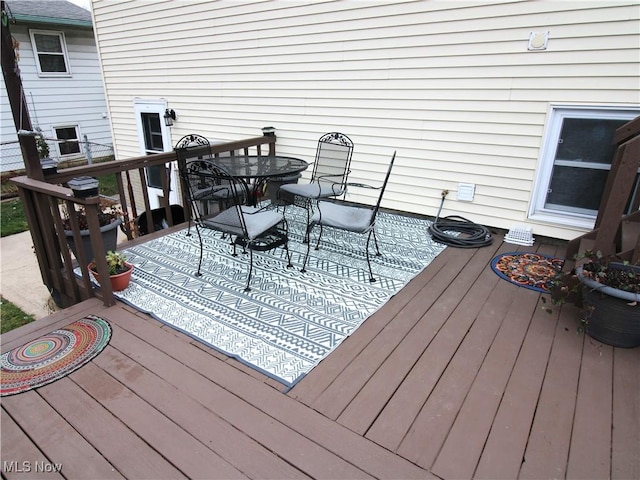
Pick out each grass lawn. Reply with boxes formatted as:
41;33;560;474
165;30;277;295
1;198;29;237
1;296;35;334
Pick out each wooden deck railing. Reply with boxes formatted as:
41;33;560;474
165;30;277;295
12;133;276;308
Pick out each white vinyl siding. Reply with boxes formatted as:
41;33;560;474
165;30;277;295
92;0;640;240
0;23;112;172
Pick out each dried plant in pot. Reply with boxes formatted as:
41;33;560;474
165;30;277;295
89;251;134;291
549;251;640;348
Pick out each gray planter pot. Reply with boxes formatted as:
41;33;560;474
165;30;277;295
65;218;122;264
577;264;640;348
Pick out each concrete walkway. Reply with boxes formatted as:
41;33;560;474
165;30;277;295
1;231;58;319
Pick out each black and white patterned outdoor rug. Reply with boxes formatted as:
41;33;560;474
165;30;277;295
116;205;446;387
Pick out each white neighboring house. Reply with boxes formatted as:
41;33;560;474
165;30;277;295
90;0;640;240
0;0;112;173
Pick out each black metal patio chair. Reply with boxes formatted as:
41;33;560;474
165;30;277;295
175;134;244;233
278;132;354;241
301;151;396;283
183;159;292;291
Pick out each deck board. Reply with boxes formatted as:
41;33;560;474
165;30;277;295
2;390;123;479
430;269;542;479
612;347;640;480
38;377;186;479
2;237;639;480
566;339;614;479
70;361;248;479
518;303;584;479
1;408;65;479
365;243;505;452
398;273;516;469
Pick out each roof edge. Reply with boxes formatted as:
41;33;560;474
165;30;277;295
12;13;92;28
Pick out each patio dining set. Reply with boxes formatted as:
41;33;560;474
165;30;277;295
174;132;396;291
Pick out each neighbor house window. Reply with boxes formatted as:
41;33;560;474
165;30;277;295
29;30;70;75
55;126;81;156
530;106;639;229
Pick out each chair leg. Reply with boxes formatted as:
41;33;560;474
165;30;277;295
303;200;312;243
244;247;254;292
283;221;293;269
372;229;382;256
366;230;376;283
186;201;198;237
301;223;314;273
314;224;323;251
195;223;204;277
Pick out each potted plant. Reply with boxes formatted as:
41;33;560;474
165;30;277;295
62;201;123;264
550;250;640;348
89;250;134;291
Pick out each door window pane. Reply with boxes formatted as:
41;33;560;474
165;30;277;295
141;113;164;151
140;112;165;188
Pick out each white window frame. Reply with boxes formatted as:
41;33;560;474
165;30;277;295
53;125;81;157
529;104;640;229
29;29;71;77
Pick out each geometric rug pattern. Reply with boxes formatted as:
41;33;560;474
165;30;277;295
117;205;447;387
490;252;565;294
1;315;111;396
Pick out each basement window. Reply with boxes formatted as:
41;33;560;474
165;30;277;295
55;126;81;156
530;106;640;229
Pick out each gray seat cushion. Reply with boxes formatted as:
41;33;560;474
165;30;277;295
312;201;374;233
204;206;284;240
280;181;344;199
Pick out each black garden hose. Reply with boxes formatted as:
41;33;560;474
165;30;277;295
427;192;493;248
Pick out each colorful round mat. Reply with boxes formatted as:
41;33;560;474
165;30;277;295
490;252;565;293
1;315;111;396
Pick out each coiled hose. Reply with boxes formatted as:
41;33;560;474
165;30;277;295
427;191;493;248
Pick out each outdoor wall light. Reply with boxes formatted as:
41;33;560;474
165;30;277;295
164;108;176;126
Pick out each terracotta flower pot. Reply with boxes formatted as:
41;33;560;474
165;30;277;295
89;262;134;292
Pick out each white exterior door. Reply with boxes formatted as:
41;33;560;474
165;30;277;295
133;99;177;209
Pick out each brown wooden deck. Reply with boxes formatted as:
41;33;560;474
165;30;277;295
2;238;639;480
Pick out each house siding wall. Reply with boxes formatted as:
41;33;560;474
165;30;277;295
1;23;112;172
92;0;640;240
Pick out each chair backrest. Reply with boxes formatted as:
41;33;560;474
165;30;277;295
175;135;214;222
175;134;212;167
369;151;396;228
184;160;249;234
311;132;354;190
175;133;210;150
